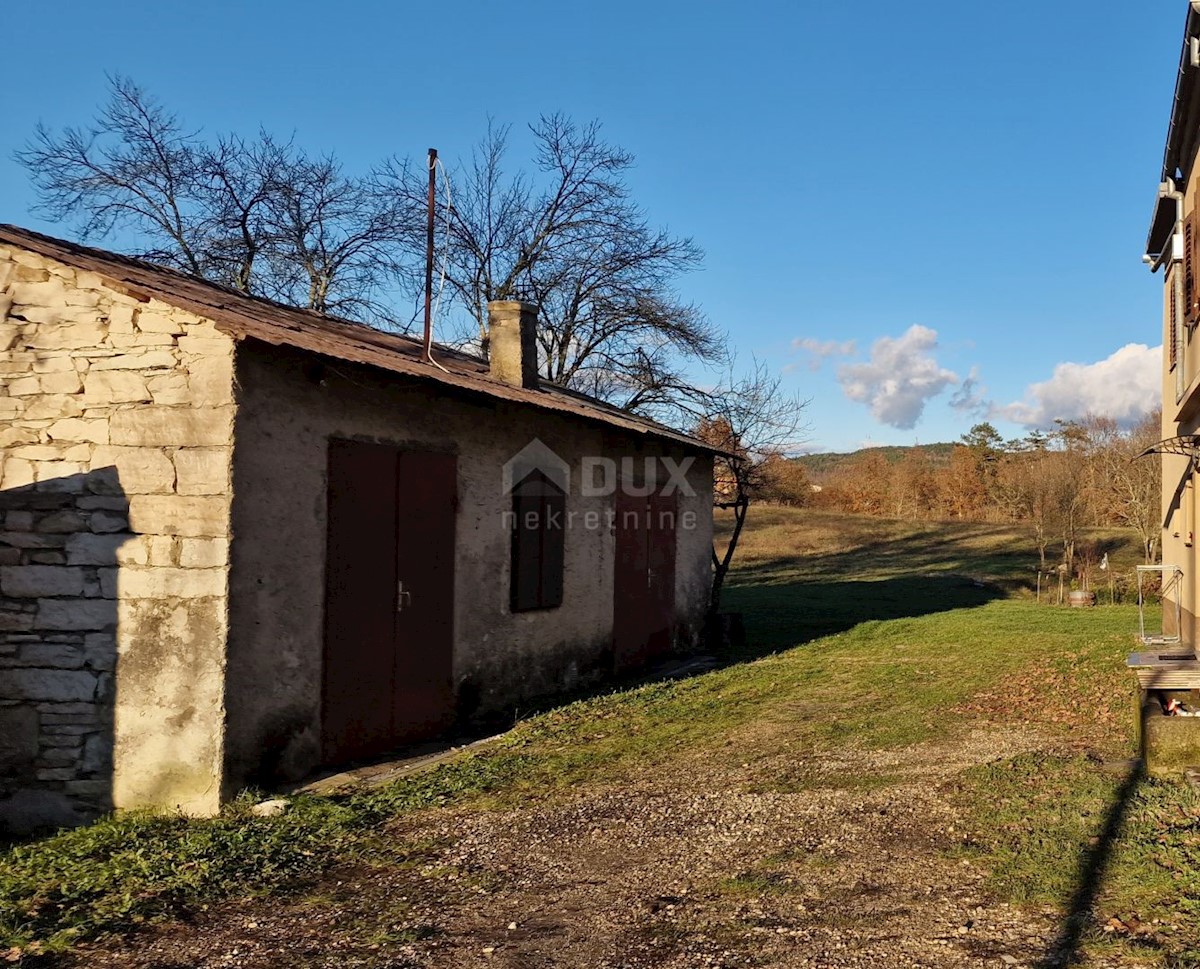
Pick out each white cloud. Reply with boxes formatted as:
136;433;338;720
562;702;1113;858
790;336;857;372
836;325;959;430
998;343;1162;428
949;366;988;417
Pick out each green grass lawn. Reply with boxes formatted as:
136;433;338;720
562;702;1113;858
2;508;1197;964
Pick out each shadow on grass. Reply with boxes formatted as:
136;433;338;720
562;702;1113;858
723;574;1007;659
1036;760;1144;969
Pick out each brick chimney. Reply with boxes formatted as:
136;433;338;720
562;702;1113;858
486;300;540;389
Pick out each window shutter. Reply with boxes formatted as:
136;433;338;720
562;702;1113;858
538;490;565;609
1171;269;1179;370
511;491;545;612
509;471;566;612
1186;215;1197;326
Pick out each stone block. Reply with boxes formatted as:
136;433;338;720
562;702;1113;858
14;642;85;668
80;733;111;774
0;706;39;768
31;354;76;373
133;333;176;347
37;510;86;533
83;371;149;404
35;767;78;782
0;667;98;702
184;356;233;405
6;511;35;530
6;375;41;395
0;788;83;835
0;610;35;632
0;427;40;448
0;566;86;598
33;463;86;492
9;446;63;462
23;396;82;420
90;512;128;534
63;289;101;309
109;406;233;448
91;445;175;494
2;532;67;550
45;418;109;444
178;537;228;569
8;279;68;306
107;305;135;330
1;458;36;489
118;567;226;599
38;746;84;768
34;599;114;632
0;323;19;352
89;351;176;371
177;336;230;357
40;370;84;394
76;496;127;511
145;372;190;405
174;449;228;495
23;321;108;350
134;312;184;335
128;495;228;538
83;632;116;670
63;533;128;566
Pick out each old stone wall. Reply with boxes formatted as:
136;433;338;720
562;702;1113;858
0;245;234;833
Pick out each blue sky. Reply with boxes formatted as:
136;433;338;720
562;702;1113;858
0;0;1183;452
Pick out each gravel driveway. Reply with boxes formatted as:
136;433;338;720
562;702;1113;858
57;722;1139;969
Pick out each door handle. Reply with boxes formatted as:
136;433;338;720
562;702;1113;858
397;580;413;613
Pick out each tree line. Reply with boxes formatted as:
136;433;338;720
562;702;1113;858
804;414;1163;569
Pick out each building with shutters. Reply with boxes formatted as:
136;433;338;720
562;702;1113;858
0;224;716;834
1144;2;1200;659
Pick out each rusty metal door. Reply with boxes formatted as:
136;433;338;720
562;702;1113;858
612;489;677;674
322;441;456;764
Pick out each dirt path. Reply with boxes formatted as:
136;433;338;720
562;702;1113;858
60;726;1130;969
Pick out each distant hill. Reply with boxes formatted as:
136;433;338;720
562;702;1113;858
796;442;957;479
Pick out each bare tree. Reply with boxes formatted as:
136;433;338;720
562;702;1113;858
1083;411;1163;563
686;360;809;614
381;116;721;409
16;75;414;320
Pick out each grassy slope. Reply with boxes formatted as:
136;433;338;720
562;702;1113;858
2;509;1198;963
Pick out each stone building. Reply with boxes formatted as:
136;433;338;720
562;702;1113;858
0;224;716;833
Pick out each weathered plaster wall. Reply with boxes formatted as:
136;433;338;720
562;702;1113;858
224;342;713;789
0;246;234;832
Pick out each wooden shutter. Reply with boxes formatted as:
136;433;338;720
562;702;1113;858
1171;269;1179;370
510;471;565;612
1186;214;1197;326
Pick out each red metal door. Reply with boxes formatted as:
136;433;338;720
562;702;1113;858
322;441;456;765
392;451;457;744
612;489;677;674
323;440;401;762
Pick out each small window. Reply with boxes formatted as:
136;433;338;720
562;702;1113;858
510;469;565;612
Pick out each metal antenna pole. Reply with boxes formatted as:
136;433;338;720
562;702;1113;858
423;148;438;362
